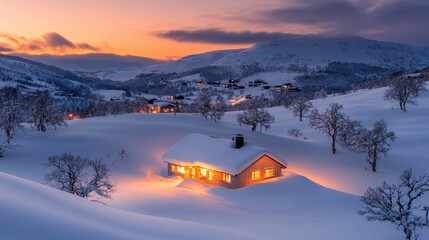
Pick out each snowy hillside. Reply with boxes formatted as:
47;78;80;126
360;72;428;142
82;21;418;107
101;49;242;81
0;54;97;95
17;53;162;72
1;83;428;239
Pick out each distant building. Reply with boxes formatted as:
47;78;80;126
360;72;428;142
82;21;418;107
147;101;176;113
162;134;287;189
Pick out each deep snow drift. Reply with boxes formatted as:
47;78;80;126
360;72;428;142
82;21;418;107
1;84;429;239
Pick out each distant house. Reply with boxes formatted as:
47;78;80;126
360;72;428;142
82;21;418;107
229;79;240;83
162;134;287;189
147;101;176;113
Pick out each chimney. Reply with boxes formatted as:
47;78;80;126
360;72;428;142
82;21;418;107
235;134;244;148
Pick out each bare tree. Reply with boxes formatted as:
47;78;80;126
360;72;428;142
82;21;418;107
355;120;396;172
384;77;427;111
289;96;313;122
257;108;275;132
44;152;115;201
338;118;364;149
26;91;66;132
0;87;25;143
359;169;429;240
208;95;227;122
309;103;347;154
192;90;213;119
44;153;87;195
287;128;303;138
237;108;275;132
314;88;327;99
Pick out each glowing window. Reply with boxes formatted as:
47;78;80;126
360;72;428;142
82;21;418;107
177;166;185;174
264;168;275;178
222;173;231;183
251;170;261;180
200;168;207;177
207;171;213;180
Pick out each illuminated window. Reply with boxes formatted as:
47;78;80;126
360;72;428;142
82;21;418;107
264;168;275;178
200;168;207;177
222;173;231;183
207;170;213;180
251;170;261;180
177;166;185;174
191;168;196;178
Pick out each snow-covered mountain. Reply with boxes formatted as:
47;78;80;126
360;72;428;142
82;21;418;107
99;36;429;82
213;36;429;70
16;53;163;72
0;54;115;95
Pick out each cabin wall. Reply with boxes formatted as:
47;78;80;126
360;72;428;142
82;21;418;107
236;155;284;188
167;155;285;189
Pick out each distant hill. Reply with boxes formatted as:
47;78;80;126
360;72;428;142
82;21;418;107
0;54;117;95
15;53;163;72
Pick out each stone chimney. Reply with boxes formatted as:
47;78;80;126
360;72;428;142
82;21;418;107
235;134;244;148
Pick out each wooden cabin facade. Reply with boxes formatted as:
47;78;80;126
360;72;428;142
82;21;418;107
162;134;287;189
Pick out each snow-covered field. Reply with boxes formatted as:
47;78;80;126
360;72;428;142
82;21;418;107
1;85;428;239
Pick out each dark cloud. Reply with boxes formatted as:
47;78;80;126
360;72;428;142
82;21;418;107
0;32;100;53
0;44;13;52
155;28;295;44
43;32;75;48
261;0;429;45
76;43;99;51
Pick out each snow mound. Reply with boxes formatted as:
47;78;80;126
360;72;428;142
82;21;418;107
177;178;211;190
0;171;261;240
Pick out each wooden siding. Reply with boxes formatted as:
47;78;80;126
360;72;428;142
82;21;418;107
166;154;286;189
235;155;284;188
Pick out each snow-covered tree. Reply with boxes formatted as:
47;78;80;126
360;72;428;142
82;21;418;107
44;152;115;201
384;77;427;111
237;108;275;132
309;103;347;154
359;169;429;240
0;87;25;143
25;91;66;132
289;96;313;122
354;120;396;172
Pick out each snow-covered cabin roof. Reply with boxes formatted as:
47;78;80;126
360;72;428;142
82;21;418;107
152;101;174;107
162;134;287;175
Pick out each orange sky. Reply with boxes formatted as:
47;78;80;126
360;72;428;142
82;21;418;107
0;0;320;59
1;0;427;59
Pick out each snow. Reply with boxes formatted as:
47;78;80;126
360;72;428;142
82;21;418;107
93;89;126;99
162;133;287;175
1;82;429;239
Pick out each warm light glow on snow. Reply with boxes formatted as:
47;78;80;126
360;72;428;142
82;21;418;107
229;97;246;106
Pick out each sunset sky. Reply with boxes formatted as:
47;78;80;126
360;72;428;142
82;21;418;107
0;0;428;59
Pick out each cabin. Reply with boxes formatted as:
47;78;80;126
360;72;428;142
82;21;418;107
162;134;287;189
147;101;176;113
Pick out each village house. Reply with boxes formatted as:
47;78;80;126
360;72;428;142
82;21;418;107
162;134;287;189
147;101;176;113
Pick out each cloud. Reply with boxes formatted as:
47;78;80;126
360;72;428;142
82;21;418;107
259;0;429;45
0;32;100;53
155;28;296;44
0;44;13;52
43;32;75;48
